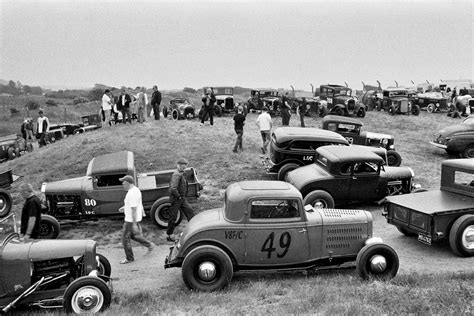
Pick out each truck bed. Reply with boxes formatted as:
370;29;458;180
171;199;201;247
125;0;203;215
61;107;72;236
386;190;474;215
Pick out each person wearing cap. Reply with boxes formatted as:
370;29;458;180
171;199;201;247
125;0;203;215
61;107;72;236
37;109;49;147
166;158;195;242
255;106;272;154
119;175;155;264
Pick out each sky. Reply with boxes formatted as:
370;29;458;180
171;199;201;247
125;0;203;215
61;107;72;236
0;0;472;91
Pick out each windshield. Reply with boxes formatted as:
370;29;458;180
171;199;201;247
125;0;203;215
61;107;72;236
0;214;18;246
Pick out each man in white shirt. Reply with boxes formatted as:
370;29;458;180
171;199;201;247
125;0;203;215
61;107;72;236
101;89;113;127
256;106;273;154
119;175;155;264
37;109;49;147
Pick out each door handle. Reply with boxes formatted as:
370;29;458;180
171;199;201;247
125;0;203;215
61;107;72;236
298;228;307;233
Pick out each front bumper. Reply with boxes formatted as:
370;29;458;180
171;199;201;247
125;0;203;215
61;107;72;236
164;246;181;268
429;141;447;150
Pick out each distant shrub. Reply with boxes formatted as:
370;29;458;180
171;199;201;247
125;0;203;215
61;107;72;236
25;100;40;110
9;108;20;115
73;97;89;105
183;87;197;93
45;99;58;106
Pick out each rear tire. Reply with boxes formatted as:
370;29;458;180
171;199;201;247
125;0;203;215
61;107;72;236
97;253;112;277
278;163;300;181
357;107;366;118
412;104;420;116
449;214;474;257
7;147;17;160
172;109;179;120
462;145;474;158
356;243;399;280
303;190;335;209
388;105;396;115
163;107;168;118
0;189;12;218
335;107;344;116
150;197;182;228
38;214;60;239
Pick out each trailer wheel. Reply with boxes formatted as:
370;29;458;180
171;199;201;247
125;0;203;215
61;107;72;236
0;189;12;218
449;214;474;257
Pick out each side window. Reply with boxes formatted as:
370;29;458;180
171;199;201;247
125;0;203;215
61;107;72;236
340;163;352;175
250;200;300;219
290;141;312;151
327;123;337;132
95;174;126;187
353;162;378;175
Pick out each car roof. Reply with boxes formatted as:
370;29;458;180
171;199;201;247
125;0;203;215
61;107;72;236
317;145;384;163
321;84;348;89
225;181;301;222
322;115;363;126
86;151;134;176
272;127;348;143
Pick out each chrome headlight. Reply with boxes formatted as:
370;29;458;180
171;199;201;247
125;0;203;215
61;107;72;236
381;139;389;146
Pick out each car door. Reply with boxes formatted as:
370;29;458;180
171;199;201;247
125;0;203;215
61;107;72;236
244;198;310;266
85;174;127;215
349;162;381;201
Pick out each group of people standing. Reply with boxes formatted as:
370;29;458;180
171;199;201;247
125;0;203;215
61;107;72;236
20;109;50;148
100;86;162;127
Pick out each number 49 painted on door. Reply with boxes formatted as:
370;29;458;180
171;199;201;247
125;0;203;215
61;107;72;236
261;232;292;259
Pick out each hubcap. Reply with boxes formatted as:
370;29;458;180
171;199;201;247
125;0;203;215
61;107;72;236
0;198;5;212
197;261;217;281
72;286;103;313
462;225;474;249
369;255;387;274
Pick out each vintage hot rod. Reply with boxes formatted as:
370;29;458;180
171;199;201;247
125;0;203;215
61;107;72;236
0;214;112;314
165;181;399;291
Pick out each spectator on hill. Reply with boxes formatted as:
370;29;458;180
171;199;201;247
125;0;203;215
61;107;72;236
200;88;216;126
151;85;162;120
119;175;155;264
112;93;121;124
281;92;292;126
298;97;308;128
167;158;196;242
135;87;148;123
233;105;246;153
256;106;272;154
24;118;35;143
117;87;132;124
37;109;49;147
101;89;113;127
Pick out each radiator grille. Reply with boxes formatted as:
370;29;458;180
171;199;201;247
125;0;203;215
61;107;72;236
325;225;364;249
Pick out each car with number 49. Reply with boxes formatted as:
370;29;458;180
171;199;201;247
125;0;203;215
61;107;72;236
165;180;399;291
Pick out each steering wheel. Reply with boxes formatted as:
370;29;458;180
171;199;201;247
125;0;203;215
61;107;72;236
268;202;286;218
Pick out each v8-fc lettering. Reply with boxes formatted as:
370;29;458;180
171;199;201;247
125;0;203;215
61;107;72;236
225;230;243;239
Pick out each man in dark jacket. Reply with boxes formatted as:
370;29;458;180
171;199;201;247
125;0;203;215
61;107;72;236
19;183;42;241
200;88;217;126
117;87;132;124
151;85;162;120
166;158;195;241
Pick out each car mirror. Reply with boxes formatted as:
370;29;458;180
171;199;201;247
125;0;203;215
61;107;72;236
304;204;314;213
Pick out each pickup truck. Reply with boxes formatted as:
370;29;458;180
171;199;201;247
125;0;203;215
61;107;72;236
165;180;399;291
383;159;474;257
40;151;203;238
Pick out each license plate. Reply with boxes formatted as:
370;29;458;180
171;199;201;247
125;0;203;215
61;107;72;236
418;233;432;245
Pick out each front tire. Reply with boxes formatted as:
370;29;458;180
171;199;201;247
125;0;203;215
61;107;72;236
303;190;335;209
38;214;60;239
387;150;402;167
412;104;420;116
278;163;300;181
0;189;12;218
357;107;366;118
182;245;233;291
63;276;111;314
426;103;435;113
388;105;396;115
356;243;399;280
172;109;179;120
150;197;182;228
97;253;112;277
7;147;17;160
449;214;474;257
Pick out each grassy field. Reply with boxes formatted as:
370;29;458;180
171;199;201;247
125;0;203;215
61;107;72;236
2;96;473;314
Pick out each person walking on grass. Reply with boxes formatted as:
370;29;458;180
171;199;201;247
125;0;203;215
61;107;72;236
256;106;272;154
167;158;195;242
119;175;155;264
200;88;216;126
233;105;246;153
